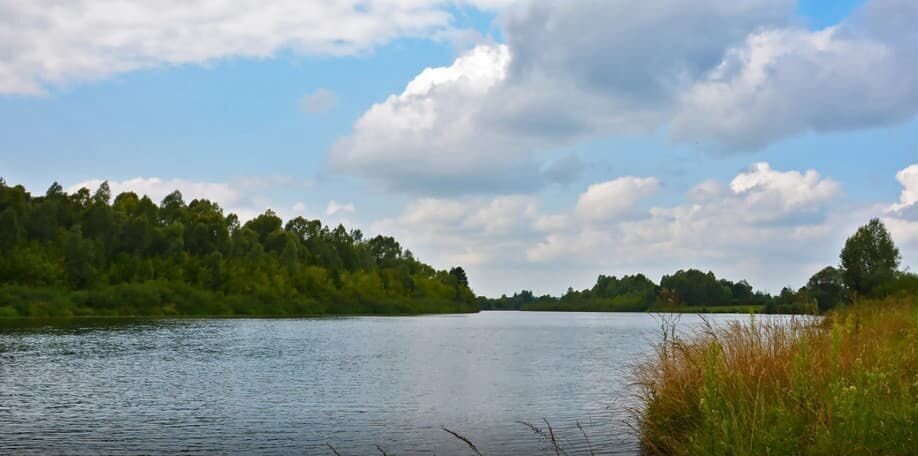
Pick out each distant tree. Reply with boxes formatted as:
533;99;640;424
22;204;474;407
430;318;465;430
660;269;732;306
244;210;283;245
0;207;23;252
806;266;847;311
840;218;901;297
92;181;112;205
368;235;402;266
449;266;469;288
226;213;240;235
730;280;754;302
112;191;141;214
45;181;64;198
285;216;320;241
160;190;186;224
63;226;95;288
71;187;92;208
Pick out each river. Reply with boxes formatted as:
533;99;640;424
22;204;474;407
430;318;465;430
0;311;792;455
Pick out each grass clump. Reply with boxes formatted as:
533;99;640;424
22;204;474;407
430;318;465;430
635;295;918;455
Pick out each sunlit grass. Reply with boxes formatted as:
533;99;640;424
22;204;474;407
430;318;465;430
635;295;918;455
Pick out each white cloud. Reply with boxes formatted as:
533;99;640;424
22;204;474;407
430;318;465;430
0;0;495;95
537;163;843;264
891;164;918;210
332;0;917;193
299;88;338;114
672;23;917;148
729;162;841;217
326;200;356;216
330;44;528;192
371;195;539;268
883;163;918;259
574;177;659;222
529;163;852;292
371;162;876;295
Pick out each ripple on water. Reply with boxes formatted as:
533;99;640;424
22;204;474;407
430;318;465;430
0;312;786;455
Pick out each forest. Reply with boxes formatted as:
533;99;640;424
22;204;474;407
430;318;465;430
478;219;917;314
0;179;476;317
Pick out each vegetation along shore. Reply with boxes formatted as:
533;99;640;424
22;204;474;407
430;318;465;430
0;179;476;317
633;218;917;455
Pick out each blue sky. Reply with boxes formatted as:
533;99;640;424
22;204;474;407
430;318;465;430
1;0;915;296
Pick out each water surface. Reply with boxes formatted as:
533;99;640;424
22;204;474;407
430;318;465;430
0;311;788;455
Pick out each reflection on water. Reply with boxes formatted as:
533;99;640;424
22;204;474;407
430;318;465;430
0;311;794;455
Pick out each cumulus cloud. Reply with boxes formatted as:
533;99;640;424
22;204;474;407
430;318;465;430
332;0;917;193
371;195;539;268
890;164;918;213
672;15;918;148
728;162;841;219
883;164;918;258
299;89;338;114
372;162;893;295
330;44;528;192
0;0;487;95
574;177;659;222
532;163;843;265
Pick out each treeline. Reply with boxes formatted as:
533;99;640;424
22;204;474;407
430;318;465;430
478;271;772;313
0;178;476;317
479;219;916;314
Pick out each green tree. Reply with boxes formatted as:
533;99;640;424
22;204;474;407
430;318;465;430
64;226;95;288
449;266;469;288
244;210;283;245
807;266;847;311
0;207;24;252
0;177;481;317
160;190;186;224
840;218;901;297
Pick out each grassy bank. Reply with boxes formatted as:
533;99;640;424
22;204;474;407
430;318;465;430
635;295;918;455
0;283;478;318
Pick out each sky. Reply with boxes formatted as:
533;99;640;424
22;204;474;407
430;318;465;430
0;0;915;297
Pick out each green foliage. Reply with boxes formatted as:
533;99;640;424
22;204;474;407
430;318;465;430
807;266;847;311
660;269;733;307
0;178;476;317
0;207;24;251
480;272;773;313
840;218;901;297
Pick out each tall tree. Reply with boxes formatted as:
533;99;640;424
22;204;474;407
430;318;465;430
449;266;469;288
840;218;901;297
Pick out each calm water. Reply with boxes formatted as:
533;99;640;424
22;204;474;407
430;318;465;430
0;311;784;455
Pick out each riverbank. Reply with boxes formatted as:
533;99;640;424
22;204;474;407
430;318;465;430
482;305;769;314
635;294;918;455
0;283;478;318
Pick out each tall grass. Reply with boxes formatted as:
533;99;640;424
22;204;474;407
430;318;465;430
635;295;918;455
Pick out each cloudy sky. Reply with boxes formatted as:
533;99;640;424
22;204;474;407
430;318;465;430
1;0;915;296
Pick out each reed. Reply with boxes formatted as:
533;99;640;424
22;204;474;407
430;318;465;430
634;295;918;455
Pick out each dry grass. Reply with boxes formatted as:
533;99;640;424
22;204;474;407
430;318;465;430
634;295;918;455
